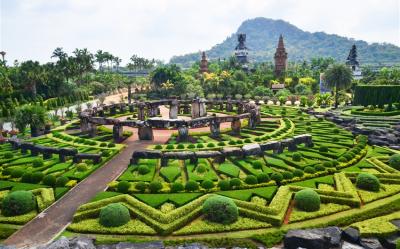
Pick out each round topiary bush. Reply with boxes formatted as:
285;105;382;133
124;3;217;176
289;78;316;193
1;190;36;216
154;144;163;149
319;146;328;153
99;203;130;227
32;158;44;168
117;181;131;193
149;181;163;193
31;172;44;183
388;154;400;170
356;173;380;192
257;173;270;183
332;137;339;142
322;161;333;168
185;180;199;192
252;160;263;169
176;144;185;149
135;181;147;193
202;196;238;224
333;128;340;134
304;166;316;174
166;144;174;150
101;150;111;157
293;169;304;177
137;165;150;175
271;172;283;184
207;143;215;148
201;180;214;190
107;143;116;148
3;152;13;159
76;163;88;172
218;180;231;190
282;171;294;179
196;164;207;174
187;144;195;149
43;175;56;186
229;178;242;188
170;182;184;193
245;175;258;185
21;173;32;183
315;164;326;171
306;127;312;132
56;176;69;187
292;152;302;162
294;189;320;212
197;143;204;148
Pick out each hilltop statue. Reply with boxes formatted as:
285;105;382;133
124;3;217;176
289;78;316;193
234;33;249;66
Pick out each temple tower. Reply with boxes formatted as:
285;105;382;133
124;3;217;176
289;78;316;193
199;52;209;73
234;33;249;65
346;44;362;80
274;34;288;77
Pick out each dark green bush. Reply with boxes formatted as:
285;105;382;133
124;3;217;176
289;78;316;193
338;157;348;163
197;143;204;148
218;180;231;190
56;176;69;187
166;144;174;150
196;164;207;173
99;203;130;227
282;171;294;179
31;172;44;183
333;128;340;134
76;163;88;172
315;164;326;171
304;166;316;174
202;196;238;224
185;180;199;192
117;181;131;193
107;143;116;148
43;175;56;186
100;142;107;147
245;175;258;185
252;160;263;169
294;189;320;212
10;168;24;178
319;146;328;152
228;140;236;145
1;190;36;216
149;181;163;193
306;127;312;132
356;173;380;192
101;150;111;157
176;144;185;149
154;144;163;149
187;144;195;149
137;165;150;175
257;173;270;183
207;143;215;148
229;178;242;188
21;172;32;183
323;161;333;168
293;169;304;177
201;180;214;190
3;152;13;159
170;182;184;193
292;152;302;162
388;154;400;170
271;172;283;184
135;182;147;193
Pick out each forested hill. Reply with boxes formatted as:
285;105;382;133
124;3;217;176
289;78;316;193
169;17;400;67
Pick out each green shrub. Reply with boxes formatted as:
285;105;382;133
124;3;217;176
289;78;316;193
101;150;111;157
388;154;400;170
294;189;320;212
76;163;88;172
135;182;147;193
293;169;304;177
21;172;32;183
201;180;214;190
292;152;302;161
282;171;293;179
100;142;107;147
245;175;258;185
333;128;340;134
56;176;69;187
271;172;283;184
1;191;36;216
197;143;204;148
170;182;184;193
108;143;116;148
228;140;236;145
202;196;238;224
257;173;270;183
323;161;333;168
137;165;150;175
187;144;195;149
196;164;207;173
31;172;44;183
176;144;185;149
319;146;328;152
10;167;24;178
43;175;56;186
154;144;163;149
117;181;131;194
217;141;225;146
315;164;326;171
99;203;130;227
356;173;380;192
252;160;263;169
218;180;231;190
306;127;312;132
207;143;215;148
32;158;44;168
236;140;243;144
185;180;199;192
244;138;251;143
229;178;242;188
149;181;163;193
304;166;315;174
166;144;174;150
338;157;348;163
3;152;13;159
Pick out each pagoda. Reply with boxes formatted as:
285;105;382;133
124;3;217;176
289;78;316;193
274;34;288;77
346;44;362;79
199;52;209;73
234;33;249;65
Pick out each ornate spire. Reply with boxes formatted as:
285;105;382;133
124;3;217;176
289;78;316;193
274;34;288;77
346;44;359;67
199;51;209;73
234;33;249;65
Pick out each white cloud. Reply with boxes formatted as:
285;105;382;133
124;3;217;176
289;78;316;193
1;0;399;65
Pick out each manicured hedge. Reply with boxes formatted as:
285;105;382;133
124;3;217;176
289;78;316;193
354;85;400;106
202;196;238;224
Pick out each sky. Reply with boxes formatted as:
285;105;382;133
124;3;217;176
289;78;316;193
1;0;399;65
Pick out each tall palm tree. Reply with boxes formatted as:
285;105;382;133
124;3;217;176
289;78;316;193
324;64;353;108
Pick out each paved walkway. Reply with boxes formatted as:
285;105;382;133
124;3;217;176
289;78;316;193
4;105;231;248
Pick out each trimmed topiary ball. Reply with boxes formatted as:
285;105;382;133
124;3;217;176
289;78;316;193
43;175;56;186
99;203;130;227
149;181;163;193
319;146;328;152
117;181;131;193
32;158;44;168
202;196;238;224
137;165;150;175
252;160;263;169
271;172;283;184
294;189;320;212
304;166;316;174
21;172;32;183
196;164;207;173
10;167;24;178
245;175;258;185
185;180;199;192
293;169;304;177
257;173;270;183
218;180;231;190
4;152;14;159
201;180;214;190
56;176;69;187
292;152;302;162
170;182;184;193
76;163;88;172
388;154;400;170
282;171;294;179
31;172;44;183
229;178;242;188
135;181;147;193
356;173;380;192
2;190;36;216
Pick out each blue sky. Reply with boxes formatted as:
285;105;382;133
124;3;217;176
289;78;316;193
1;0;399;65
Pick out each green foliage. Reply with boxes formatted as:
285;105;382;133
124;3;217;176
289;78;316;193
201;180;214;190
10;167;24;178
1;190;36;216
56;176;69;187
170;182;184;193
135;182;147;193
257;173;270;183
282;171;294;179
138;165;150;175
294;189;321;212
293;169;304;177
99;203;130;227
252;160;263;169
388;154;400;170
185;180;199;192
218;180;231;191
149;181;163;193
31;172;44;183
271;172;283;184
202;196;238;224
229;178;242;188
319;146;328;152
196;164;207;173
292;152;302;161
117;181;131;194
76;163;88;172
304;166;316;174
245;175;258;185
3;152;13;159
32;158;44;168
356;173;380;192
43;175;56;186
354;85;400;106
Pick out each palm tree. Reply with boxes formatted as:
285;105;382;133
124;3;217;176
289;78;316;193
19;60;45;97
324;64;353;108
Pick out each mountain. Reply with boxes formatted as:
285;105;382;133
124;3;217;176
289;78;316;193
169;17;400;67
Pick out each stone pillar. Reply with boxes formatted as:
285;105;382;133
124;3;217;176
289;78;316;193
288;142;297;152
138;104;146;121
237;103;244;114
191;99;200;119
248;110;258;129
177;126;189;142
110;106;117;115
226;101;233;112
89;123;97;137
113;125;123;142
273;145;284;154
130;157;139;165
98;109;105;117
161;158;169;167
199;99;207;117
231;119;241;135
148;105;158;117
21;148;28;154
210;120;221;138
183;104;190;114
119;104;126;113
73;156;82;164
189;157;198;164
219;102;224;110
59;154;66;162
31;148;39;156
43;152;52;160
169;100;179;119
129;104;135;113
80;118;89;133
138;126;154;140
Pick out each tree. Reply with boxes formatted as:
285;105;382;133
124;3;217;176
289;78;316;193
19;60;46;97
324;64;353;108
15;105;47;136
